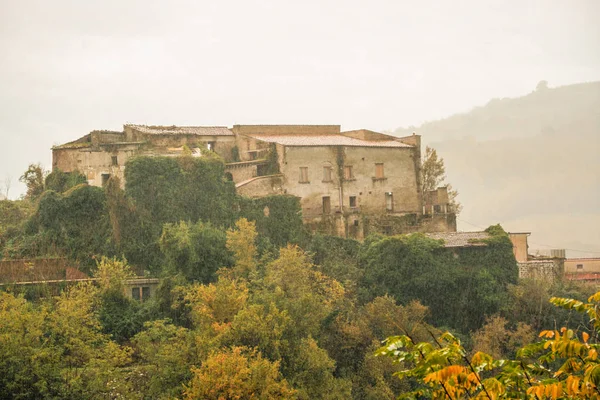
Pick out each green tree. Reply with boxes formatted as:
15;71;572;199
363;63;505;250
19;163;46;200
160;220;232;283
377;291;600;399
132;319;195;399
125;155;237;228
227;218;259;279
421;146;462;214
0;285;135;399
184;347;297;400
358;227;518;333
44;169;87;193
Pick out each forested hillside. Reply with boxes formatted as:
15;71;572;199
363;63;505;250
0;153;595;399
394;82;600;257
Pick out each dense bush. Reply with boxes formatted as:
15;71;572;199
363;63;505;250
358;226;519;333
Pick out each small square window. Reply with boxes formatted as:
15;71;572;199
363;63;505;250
299;167;309;183
111;155;118;166
349;196;357;208
577;264;584;270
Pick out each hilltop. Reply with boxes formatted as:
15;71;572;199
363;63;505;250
393;81;600;257
395;81;600;141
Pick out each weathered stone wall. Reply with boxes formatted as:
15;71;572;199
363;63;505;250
52;129;240;188
277;145;421;219
509;233;530;262
518;259;563;281
225;161;261;183
236;175;284;198
232;125;341;136
0;258;86;283
146;134;235;159
278;146;341;218
91;131;125;144
53;143;141;187
234;135;271;162
343;146;421;214
417;214;457;233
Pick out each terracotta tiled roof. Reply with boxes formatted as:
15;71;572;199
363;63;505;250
425;231;491;248
247;134;412;148
126;125;233;136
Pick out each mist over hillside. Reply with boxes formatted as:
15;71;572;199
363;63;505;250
394;81;600;258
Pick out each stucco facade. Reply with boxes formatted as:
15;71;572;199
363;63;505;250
53;123;456;238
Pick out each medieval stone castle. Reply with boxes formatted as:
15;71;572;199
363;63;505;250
53;124;456;239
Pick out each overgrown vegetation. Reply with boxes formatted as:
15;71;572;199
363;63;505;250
0;154;593;398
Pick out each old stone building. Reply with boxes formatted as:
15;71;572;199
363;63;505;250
53;124;456;238
508;232;565;280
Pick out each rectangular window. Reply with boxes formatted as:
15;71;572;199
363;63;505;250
375;163;384;179
344;165;354;180
323;166;332;182
131;287;141;301
142;286;150;301
322;196;331;214
101;173;111;186
349;196;357;208
385;192;394;211
577;264;584;270
299;167;309;183
111;155;118;166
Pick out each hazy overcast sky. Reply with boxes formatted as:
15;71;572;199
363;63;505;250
1;0;599;197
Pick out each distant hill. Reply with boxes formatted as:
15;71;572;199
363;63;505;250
393;81;600;257
395;81;600;141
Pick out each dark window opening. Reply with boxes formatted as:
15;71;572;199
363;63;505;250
101;174;111;186
353;219;359;227
111;155;118;166
132;286;151;301
207;141;216;151
349;196;357;208
322;196;331;214
224;172;234;181
257;164;269;177
577;264;584;270
142;286;150;301
434;205;442;213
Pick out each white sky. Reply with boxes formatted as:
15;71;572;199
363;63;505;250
1;0;599;200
